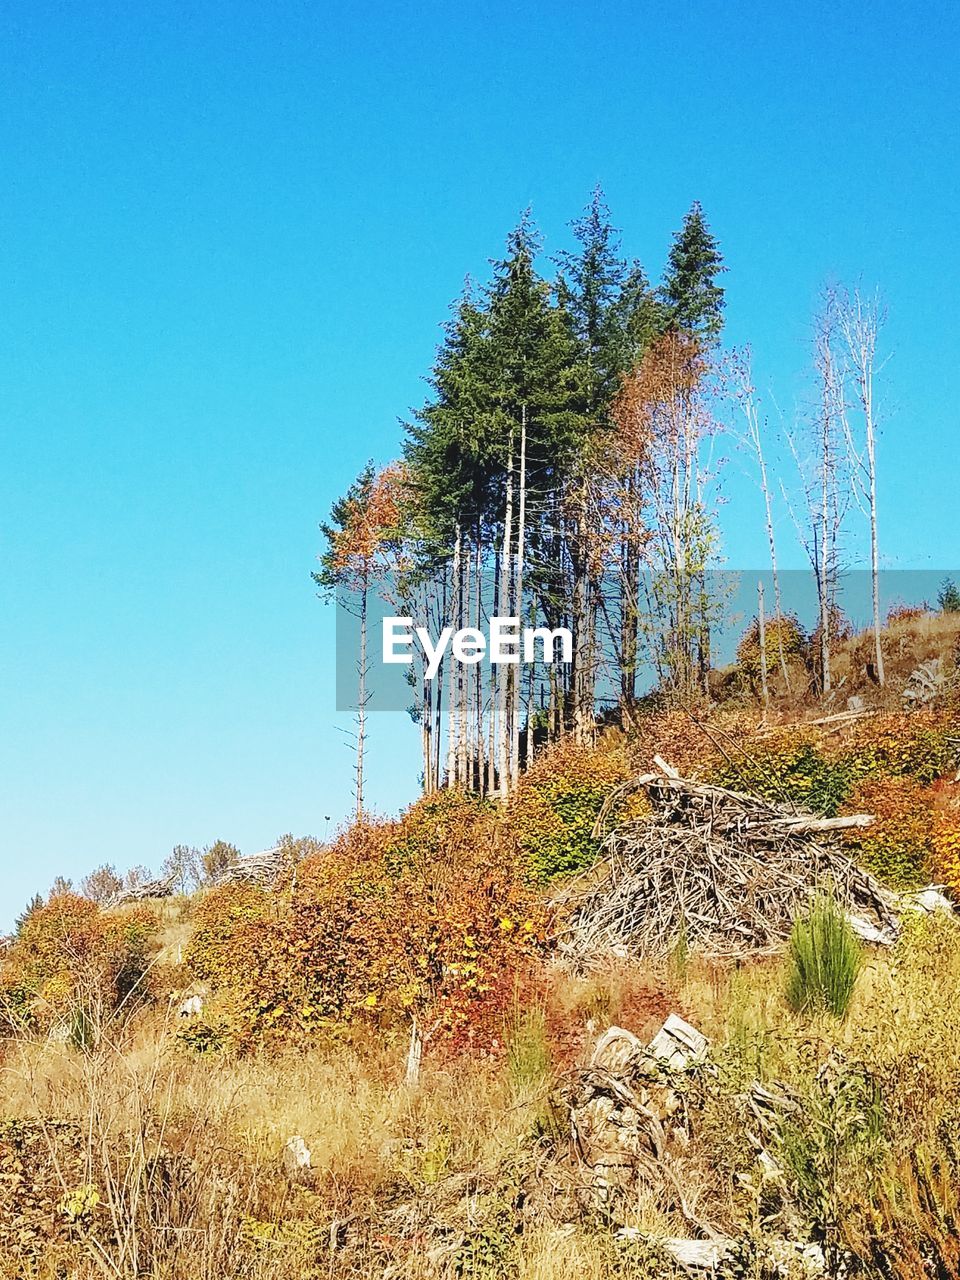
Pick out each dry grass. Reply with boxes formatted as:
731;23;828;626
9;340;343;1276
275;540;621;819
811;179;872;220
5;910;960;1276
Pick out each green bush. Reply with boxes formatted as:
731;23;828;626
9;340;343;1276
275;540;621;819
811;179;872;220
711;743;862;817
784;894;862;1018
508;741;630;880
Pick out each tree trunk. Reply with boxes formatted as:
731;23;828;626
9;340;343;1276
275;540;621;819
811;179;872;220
446;526;462;785
757;580;770;713
356;578;367;819
458;538;469;786
510;406;527;790
498;428;515;796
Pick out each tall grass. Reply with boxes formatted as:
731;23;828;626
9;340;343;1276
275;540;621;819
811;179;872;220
784;892;862;1017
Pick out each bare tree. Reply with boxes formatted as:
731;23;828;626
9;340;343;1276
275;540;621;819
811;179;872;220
729;349;791;689
612;332;723;697
81;864;123;905
161;845;201;895
786;291;852;696
836;285;887;686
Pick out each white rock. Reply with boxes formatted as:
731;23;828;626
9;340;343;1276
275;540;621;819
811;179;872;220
903;885;955;916
282;1135;312;1181
177;995;203;1019
647;1014;708;1069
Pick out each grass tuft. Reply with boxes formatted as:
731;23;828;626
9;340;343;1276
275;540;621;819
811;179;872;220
784;891;862;1018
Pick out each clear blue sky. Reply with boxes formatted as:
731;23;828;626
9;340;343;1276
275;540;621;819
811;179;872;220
1;0;957;923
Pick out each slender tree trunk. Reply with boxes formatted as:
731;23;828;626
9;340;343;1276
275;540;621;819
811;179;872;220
356;579;367;819
487;551;499;795
571;482;593;744
434;575;445;789
757;439;790;690
446;526;462;785
422;640;432;793
474;532;484;793
510;406;527;789
619;470;639;722
458;538;469;786
498;428;515;796
820;408;832;696
859;326;884;687
757;580;770;712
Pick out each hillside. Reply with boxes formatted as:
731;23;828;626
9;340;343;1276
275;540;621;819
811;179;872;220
2;611;960;1279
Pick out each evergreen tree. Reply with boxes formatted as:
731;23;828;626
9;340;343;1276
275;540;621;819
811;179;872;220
557;186;664;425
13;892;43;938
486;212;580;490
660;201;726;341
404;284;497;555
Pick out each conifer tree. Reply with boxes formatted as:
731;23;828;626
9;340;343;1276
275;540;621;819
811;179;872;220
555;189;663;731
13;892;43;938
557;186;663;417
660;201;726;341
485;213;579;788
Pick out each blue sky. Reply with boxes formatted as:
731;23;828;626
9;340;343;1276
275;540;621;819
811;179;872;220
1;0;957;922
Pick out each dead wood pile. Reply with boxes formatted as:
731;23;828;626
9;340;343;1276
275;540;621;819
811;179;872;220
105;873;177;908
558;761;899;960
211;847;284;888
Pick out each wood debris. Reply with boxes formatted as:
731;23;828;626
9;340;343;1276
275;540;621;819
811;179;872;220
211;847;284;887
105;873;177;907
559;763;899;960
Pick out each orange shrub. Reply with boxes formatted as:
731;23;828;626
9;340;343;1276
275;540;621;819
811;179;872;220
184;795;546;1054
0;893;155;1031
842;777;937;889
928;779;960;899
886;601;931;626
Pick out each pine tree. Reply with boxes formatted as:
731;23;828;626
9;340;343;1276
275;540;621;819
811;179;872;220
485;213;579;788
660;201;726;341
13;892;43;937
555;190;664;734
404;284;497;556
557;186;664;419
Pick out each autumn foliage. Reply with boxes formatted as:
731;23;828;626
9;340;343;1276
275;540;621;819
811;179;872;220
506;738;633;880
186;792;546;1053
0;893;155;1032
173;709;960;1055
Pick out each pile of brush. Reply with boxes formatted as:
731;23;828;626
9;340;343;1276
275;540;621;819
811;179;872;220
558;759;899;960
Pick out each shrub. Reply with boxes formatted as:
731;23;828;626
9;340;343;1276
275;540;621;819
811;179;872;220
784;893;862;1018
710;736;858;816
839;712;954;785
0;893;156;1033
938;578;960;614
710;714;955;822
886;601;931;626
184;807;546;1053
735;612;807;682
507;739;631;880
842;776;936;889
930;787;960;899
